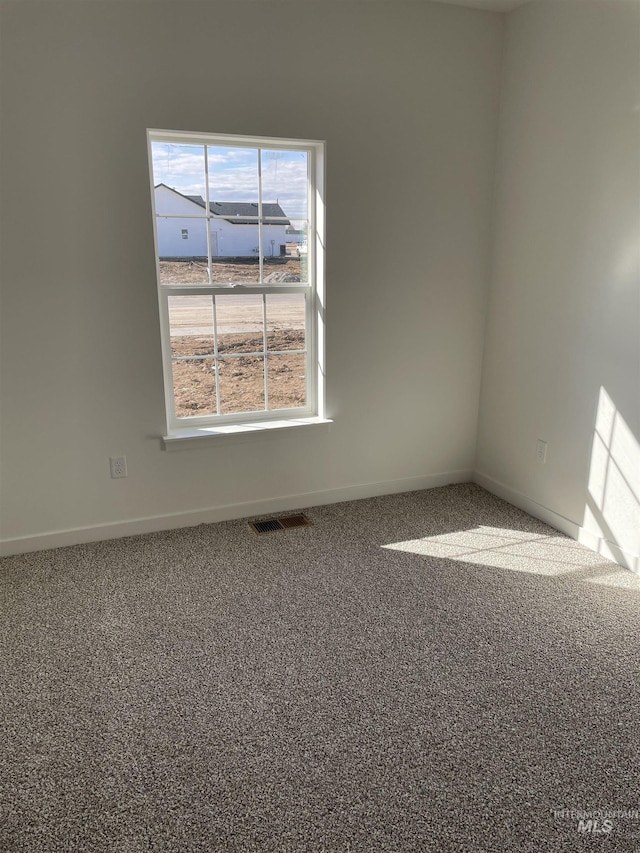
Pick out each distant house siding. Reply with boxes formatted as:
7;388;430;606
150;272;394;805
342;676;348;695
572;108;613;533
154;186;208;257
156;217;209;258
261;224;290;257
215;222;288;258
154;186;288;259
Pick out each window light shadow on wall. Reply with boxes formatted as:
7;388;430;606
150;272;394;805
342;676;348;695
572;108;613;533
579;386;640;574
382;524;640;592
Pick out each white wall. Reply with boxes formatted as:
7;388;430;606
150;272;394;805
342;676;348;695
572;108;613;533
476;0;640;570
0;1;503;551
217;222;287;259
156;217;209;258
155;186;210;257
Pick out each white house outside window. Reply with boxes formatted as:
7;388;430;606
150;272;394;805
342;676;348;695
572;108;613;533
147;130;325;438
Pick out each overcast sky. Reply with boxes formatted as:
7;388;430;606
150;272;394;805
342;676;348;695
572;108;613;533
151;142;308;222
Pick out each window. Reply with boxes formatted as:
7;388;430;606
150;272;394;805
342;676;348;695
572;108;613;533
147;129;325;437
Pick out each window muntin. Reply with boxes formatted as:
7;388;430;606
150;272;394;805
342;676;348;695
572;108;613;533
148;130;322;430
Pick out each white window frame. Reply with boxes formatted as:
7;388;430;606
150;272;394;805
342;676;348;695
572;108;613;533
147;129;326;444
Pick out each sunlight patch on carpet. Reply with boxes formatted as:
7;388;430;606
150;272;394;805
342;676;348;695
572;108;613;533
381;525;629;580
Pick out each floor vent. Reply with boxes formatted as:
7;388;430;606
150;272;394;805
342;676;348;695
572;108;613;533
249;514;312;535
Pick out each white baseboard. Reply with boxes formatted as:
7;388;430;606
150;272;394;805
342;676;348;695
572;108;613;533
5;469;637;573
474;470;639;574
0;468;474;557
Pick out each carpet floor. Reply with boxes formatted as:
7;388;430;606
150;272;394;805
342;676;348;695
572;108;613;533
1;483;639;852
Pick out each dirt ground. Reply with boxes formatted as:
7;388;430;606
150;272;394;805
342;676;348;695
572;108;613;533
163;259;307;417
172;331;306;417
160;257;304;285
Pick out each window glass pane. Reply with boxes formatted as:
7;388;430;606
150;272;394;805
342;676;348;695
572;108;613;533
168;294;214;357
264;221;308;283
208;146;259;205
152;142;207;215
168;295;216;418
268;354;306;410
262;257;302;284
215;294;264;354
207;145;260;284
172;360;217;418
159;259;210;286
266;294;305;351
210;225;260;283
157;219;210;284
218;356;265;414
261;225;288;265
261;150;308;222
261;150;307;283
282;218;307;260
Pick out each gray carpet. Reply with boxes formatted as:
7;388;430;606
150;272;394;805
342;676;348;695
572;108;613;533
1;483;639;852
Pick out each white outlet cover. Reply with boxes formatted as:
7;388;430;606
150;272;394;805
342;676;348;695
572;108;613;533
109;456;128;478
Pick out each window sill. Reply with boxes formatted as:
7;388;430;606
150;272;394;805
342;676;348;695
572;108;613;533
162;416;333;451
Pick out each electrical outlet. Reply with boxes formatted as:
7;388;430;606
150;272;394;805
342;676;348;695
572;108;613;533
536;439;548;464
109;456;128;479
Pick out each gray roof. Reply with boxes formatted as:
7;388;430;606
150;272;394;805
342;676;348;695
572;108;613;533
188;197;289;225
155;184;289;224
